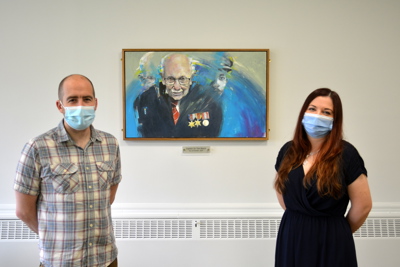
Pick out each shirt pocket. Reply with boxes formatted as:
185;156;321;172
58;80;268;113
96;161;114;190
50;163;80;194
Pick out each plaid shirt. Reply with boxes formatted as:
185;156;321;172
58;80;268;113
14;121;122;267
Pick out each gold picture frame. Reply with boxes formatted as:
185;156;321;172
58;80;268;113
122;49;269;140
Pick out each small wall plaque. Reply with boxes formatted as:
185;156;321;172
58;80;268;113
182;146;211;153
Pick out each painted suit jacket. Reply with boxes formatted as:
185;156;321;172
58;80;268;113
134;83;223;138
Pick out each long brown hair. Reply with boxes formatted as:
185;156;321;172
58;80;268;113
274;88;344;198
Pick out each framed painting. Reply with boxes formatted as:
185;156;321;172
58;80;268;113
122;49;269;140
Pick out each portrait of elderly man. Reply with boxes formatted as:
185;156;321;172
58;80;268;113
134;53;223;138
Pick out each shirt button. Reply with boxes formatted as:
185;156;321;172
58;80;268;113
89;243;92;246
89;205;93;208
86;167;89;170
90;224;93;227
88;186;92;189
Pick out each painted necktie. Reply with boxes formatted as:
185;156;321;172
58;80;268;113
171;100;179;124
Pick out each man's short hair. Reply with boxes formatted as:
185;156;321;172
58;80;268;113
58;74;95;100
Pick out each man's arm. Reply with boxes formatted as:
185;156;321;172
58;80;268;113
110;184;119;205
15;191;38;234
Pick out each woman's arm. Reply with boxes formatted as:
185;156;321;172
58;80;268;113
275;172;286;210
346;174;372;233
276;191;286;210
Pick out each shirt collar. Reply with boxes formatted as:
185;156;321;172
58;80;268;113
56;120;103;143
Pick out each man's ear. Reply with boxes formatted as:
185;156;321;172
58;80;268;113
94;98;98;110
56;100;64;114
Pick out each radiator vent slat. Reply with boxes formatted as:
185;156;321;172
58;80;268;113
1;218;400;240
199;219;281;239
113;219;193;239
0;220;38;240
353;218;400;238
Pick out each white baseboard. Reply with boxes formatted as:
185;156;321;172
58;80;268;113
2;202;399;219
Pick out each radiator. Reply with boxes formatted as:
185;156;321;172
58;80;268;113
1;217;400;240
1;218;400;267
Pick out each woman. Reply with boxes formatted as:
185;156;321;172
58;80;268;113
274;88;372;267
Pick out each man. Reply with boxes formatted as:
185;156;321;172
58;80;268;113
14;74;121;267
134;53;223;138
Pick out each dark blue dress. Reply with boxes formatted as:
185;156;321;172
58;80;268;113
275;141;367;267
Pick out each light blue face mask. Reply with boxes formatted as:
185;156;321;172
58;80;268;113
302;113;333;138
61;103;96;130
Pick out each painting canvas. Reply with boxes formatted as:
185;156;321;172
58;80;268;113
122;49;269;140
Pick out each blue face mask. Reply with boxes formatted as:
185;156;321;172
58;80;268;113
61;103;96;130
302;113;333;138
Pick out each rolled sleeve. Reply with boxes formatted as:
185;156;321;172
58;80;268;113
14;140;41;196
111;146;122;186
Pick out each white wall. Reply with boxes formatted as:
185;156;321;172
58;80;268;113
1;0;400;265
